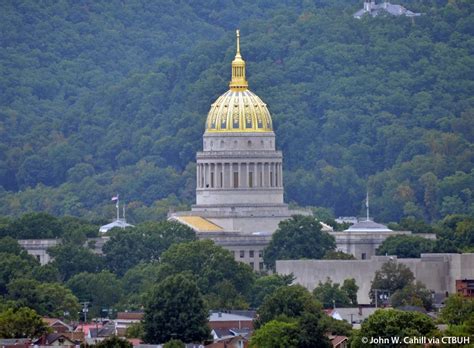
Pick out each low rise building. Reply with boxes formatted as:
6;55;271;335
456;279;474;298
277;253;474;304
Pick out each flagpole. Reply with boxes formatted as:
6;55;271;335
366;191;370;221
123;202;126;221
116;196;120;221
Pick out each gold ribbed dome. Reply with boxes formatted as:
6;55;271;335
205;30;273;133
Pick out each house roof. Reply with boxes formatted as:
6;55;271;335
42;317;73;331
34;333;78;345
330;335;348;347
209;312;253;322
117;311;144;320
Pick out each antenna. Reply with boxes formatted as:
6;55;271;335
116;194;120;220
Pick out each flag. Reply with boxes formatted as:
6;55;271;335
111;195;119;201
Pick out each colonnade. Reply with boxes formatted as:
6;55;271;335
196;161;283;189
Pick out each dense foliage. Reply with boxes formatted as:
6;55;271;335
252;285;332;348
0;307;49;339
351;309;437;348
313;278;358;308
369;261;433;310
0;1;472;224
263;215;336;269
143;273;210;344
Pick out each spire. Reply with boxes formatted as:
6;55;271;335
229;29;248;91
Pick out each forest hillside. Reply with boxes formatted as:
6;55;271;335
0;0;473;223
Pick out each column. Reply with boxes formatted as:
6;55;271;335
280;162;283;187
238;162;241;187
196;163;200;188
246;162;250;187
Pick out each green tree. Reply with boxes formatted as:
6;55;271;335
390;282;433;311
376;235;435;258
125;322;144;339
0;236;25;255
369;261;415;303
255;284;321;328
143;273;210;344
341;278;358;306
6;279;80;319
249;274;294;308
249;320;299;348
160;240;254;309
439;294;474;325
66;271;122;318
103;221;196;276
0;307;49;338
351;309;437;348
0;253;37;295
48;243;104;281
313;278;351;308
6;213;63;239
95;336;132;348
263;215;336;270
323;250;355;260
163;339;185;348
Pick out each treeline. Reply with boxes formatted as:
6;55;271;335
0;0;473;223
0;214;290;320
2;213;473;343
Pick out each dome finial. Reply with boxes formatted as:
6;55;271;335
229;29;248;91
236;29;241;57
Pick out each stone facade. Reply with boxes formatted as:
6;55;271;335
276;253;474;304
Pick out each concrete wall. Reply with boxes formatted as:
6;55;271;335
330;231;436;260
18;239;60;265
18;237;109;265
276;253;474;304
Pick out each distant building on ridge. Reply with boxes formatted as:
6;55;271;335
354;0;421;19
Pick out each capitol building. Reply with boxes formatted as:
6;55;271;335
170;31;417;271
170;31;311;271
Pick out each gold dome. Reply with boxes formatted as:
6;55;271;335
205;30;273;133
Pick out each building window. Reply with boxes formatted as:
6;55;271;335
361;253;366;260
250;262;254;269
258;250;263;258
259;172;263;187
270;171;273;187
220;172;223;187
259;262;264;270
36;255;41;262
249;172;253;188
233;172;239;188
210;172;214;188
240;250;245;258
249;250;254;258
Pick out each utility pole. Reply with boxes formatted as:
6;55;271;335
80;301;89;323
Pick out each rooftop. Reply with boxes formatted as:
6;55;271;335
99;218;134;233
345;219;392;232
170;215;224;232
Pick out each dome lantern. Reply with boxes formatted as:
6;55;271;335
205;30;273;133
229;30;248;91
